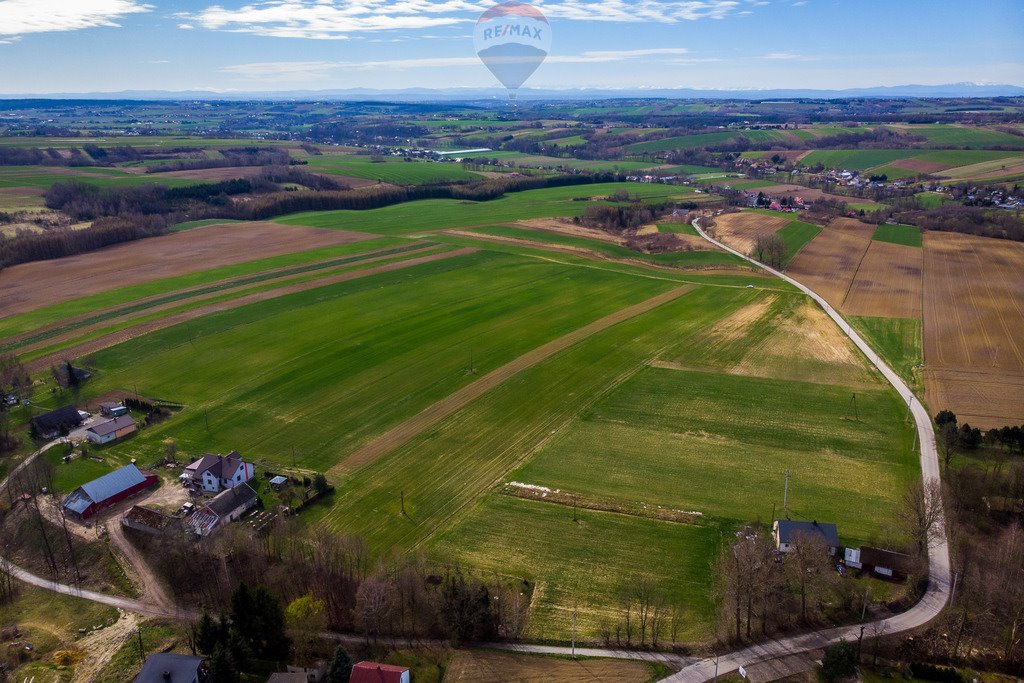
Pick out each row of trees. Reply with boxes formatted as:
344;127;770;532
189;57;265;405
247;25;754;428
146;147;291;173
130;521;522;648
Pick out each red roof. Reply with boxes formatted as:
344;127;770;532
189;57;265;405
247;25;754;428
351;662;409;683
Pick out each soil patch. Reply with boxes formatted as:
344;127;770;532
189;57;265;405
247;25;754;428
709;212;789;254
922;232;1024;426
444;649;656;683
842;240;923;319
786;228;872;308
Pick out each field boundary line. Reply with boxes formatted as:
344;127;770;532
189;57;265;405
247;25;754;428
1;242;434;349
25;247;478;374
329;284;695;476
7;244;443;357
839;232;874;309
663;217;953;683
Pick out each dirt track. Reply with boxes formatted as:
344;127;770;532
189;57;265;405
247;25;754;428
0;222;375;319
330;284;694;475
26;247;477;373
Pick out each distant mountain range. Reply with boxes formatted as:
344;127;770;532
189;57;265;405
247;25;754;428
2;83;1023;102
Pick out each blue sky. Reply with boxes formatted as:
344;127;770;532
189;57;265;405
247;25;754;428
0;0;1021;93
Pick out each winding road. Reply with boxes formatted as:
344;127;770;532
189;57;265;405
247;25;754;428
659;216;952;682
0;215;951;681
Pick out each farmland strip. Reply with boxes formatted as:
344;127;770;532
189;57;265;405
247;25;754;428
329;284;694;475
2;242;436;352
25;247;477;373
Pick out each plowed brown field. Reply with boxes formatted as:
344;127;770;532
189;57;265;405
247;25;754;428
710;212;789;254
0;222;374;318
785;227;872;308
922;232;1024;426
843;240;923;319
827;217;878;237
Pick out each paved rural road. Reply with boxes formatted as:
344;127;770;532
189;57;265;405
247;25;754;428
0;221;951;678
660;216;954;682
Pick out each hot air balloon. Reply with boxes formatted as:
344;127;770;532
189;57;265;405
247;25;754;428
474;1;551;101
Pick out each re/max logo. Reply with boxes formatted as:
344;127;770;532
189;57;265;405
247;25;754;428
482;24;543;41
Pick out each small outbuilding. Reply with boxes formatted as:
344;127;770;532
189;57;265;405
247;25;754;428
269;475;288;490
31;405;83;439
98;401;129;418
85;415;137;444
852;546;913;579
62;464;158;521
121;505;180;536
773;519;839;555
186;483;258;537
351;662;410;683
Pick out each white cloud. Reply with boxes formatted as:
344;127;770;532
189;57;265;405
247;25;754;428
183;0;746;40
219;47;704;79
761;51;802;60
0;0;152;40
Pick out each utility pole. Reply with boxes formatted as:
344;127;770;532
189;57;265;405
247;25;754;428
572;494;578;523
400;489;406;516
137;625;145;666
204;410;209;432
850;392;859;421
713;654;719;683
783;469;790;519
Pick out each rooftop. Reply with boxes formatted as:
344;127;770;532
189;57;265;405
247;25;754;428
775;519;839;547
87;415;136;437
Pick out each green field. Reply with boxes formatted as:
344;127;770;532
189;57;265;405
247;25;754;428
467;225;750;269
0;235;409;341
777;219;822;264
306;155;483;184
625;132;738;154
873;223;923;247
849;316;924;395
75;251;679;473
914;192;948;209
799;150;922;171
902;124;1024;149
0;165;204;189
277;182;688;234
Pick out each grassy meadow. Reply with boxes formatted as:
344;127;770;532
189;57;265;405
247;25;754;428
276;182;693;234
873;223;923;247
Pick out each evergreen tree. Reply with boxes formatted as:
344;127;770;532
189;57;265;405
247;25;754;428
324;646;353;683
207;644;236;683
195;613;220;655
821;640;857;682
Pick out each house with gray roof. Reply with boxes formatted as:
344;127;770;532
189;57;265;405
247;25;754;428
773;519;839;555
85;414;137;445
135;652;205;682
186;482;258;537
180;451;254;493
